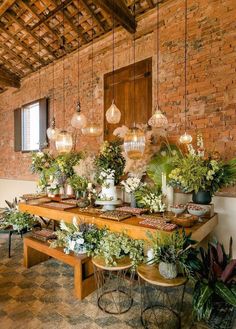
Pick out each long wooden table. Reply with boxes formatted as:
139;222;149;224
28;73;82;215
19;203;218;242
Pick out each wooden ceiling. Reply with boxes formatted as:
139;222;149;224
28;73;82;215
0;0;157;93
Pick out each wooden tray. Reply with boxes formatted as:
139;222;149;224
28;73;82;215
99;211;132;221
117;206;148;215
138;218;177;231
40;202;77;210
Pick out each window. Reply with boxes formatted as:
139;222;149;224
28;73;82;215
14;98;48;152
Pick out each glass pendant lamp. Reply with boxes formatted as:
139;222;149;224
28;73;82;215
124;2;145;159
148;2;168;129
82;4;102;137
179;0;192;144
71;101;87;129
47;117;59;141
105;1;121;124
55;5;73;153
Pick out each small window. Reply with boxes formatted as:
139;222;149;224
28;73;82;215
22;101;40;151
14;98;48;152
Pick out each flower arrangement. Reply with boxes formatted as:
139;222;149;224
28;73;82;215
50;217;106;255
121;175;145;194
135;186;166;212
68;174;88;197
95;140;125;185
168;135;236;195
98;168;115;186
94;231;145;268
147;229;200;278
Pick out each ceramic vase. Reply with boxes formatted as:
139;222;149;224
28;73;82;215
159;262;177;279
130;192;137;208
192;190;212;205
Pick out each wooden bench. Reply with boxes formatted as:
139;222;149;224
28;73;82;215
23;236;96;300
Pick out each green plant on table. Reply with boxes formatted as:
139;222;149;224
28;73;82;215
147;229;201;278
95;140;125;185
94;231;144;268
135;185;166;212
192;238;236;321
68;174;88;197
3;210;36;231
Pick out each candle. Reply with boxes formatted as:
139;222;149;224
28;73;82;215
162;172;167;195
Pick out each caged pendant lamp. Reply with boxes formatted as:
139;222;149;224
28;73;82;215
148;1;168;128
105;0;121;124
82;1;102;137
179;0;192;144
124;1;145;160
71;6;87;130
47;60;59;141
55;5;73;153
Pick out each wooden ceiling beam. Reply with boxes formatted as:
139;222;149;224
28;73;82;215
0;22;47;66
0;42;34;71
146;0;155;8
6;11;56;59
80;0;106;33
52;0;88;43
0;0;16;17
0;66;20;88
0;56;25;77
93;0;136;34
21;0;61;42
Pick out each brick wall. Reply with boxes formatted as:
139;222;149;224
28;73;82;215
0;0;235;181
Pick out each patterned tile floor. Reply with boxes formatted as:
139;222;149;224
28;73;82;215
0;233;234;329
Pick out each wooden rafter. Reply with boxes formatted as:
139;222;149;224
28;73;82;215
0;55;25;77
0;22;47;66
0;0;16;17
0;65;20;88
146;0;155;8
6;11;56;58
80;0;105;33
0;42;34;71
93;0;136;33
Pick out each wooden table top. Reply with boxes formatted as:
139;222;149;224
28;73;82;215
18;203;218;242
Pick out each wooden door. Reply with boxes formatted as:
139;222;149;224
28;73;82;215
104;58;152;141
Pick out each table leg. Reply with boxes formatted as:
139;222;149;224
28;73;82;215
8;231;13;258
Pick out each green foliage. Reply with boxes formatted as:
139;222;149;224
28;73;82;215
95;141;125;185
68;174;88;193
147;144;181;186
135;185;166;212
192;238;236;321
94;231;145;268
147;229;201;278
3;210;35;231
169;154;236;195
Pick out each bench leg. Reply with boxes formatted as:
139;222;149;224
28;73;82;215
8;231;13;258
74;265;83;300
24;244;50;268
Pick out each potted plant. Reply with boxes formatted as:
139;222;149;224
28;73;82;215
93;231;145;268
135;185;166;213
95;140;125;186
50;217;106;255
168;136;236;204
192;238;236;327
121;175;146;208
147;229;200;279
68;174;88;199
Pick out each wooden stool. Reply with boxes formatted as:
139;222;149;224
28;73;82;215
92;256;134;314
137;264;187;329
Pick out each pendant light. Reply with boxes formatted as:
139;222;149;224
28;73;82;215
148;1;168;128
179;0;192;144
71;5;87;129
82;1;102;137
47;59;59;140
124;2;145;160
105;0;121;124
55;5;73;153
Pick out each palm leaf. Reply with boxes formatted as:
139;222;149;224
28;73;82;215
215;281;236;307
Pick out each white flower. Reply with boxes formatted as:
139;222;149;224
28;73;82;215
76;237;85;245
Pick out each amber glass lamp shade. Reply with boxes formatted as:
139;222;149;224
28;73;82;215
124;127;146;160
81;124;102;137
71;102;87;129
148;106;168;128
105;100;121;124
55;130;73;153
179;132;192;144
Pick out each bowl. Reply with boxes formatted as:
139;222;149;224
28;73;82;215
170;204;186;216
187;206;207;218
173;214;198;227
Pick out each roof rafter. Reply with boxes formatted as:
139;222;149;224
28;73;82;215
0;65;20;88
0;0;16;17
80;0;106;33
93;0;136;34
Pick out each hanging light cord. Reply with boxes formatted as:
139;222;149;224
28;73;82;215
91;1;94;116
156;1;160;108
133;1;136;127
112;0;115;101
77;1;80;106
184;0;188;132
63;3;65;130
